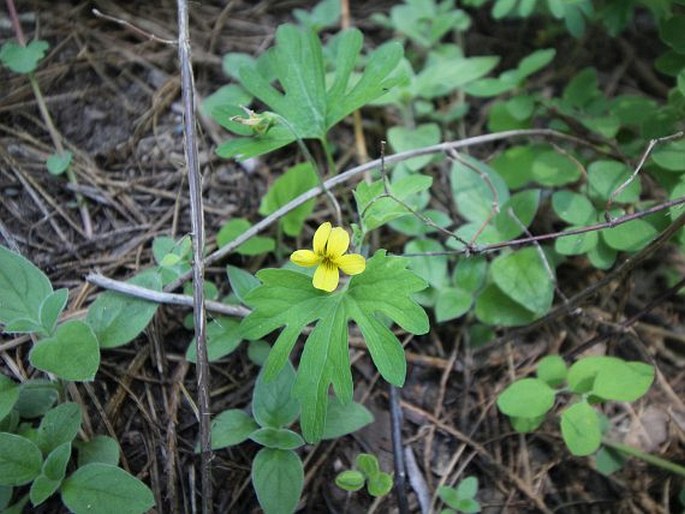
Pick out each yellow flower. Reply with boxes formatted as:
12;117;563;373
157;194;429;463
290;222;366;292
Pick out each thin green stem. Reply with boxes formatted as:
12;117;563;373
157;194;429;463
602;439;685;477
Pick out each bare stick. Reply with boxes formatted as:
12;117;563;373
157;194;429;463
86;273;249;317
176;1;212;512
605;130;684;221
92;8;177;45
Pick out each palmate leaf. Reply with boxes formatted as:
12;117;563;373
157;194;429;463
240;250;428;442
217;24;403;160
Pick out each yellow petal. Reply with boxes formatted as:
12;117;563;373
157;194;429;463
326;227;350;259
313;261;339;292
290;249;321;267
313;222;332;255
334;254;366;276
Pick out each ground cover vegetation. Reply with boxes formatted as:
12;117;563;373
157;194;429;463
0;0;684;512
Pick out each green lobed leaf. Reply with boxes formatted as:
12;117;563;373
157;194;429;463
227;265;260;304
240;250;428;442
0;40;49;74
208;409;258;450
216;218;275;256
490;247;555;315
561;400;601;456
322;397;374;440
0;246;53;332
249;427;305;450
29;320;100;382
60;463;155;514
0;433;43;486
497;378;556;418
293;0;341;31
259;163;318;237
251;448;303;514
36;402;81;454
86;270;162;348
75;436;120;467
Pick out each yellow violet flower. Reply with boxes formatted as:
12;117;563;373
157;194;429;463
290;222;366;292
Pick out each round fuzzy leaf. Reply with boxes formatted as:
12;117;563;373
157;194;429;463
552;191;596;225
367;472;393;497
587;160;640;202
531;150;581;186
536;355;567;388
29;320;100;381
388;123;441;171
592;359;654;402
252;448;303;514
601;219;657;251
435;287;473;322
335;470;364;491
208;409;258;450
0;433;42;486
249;427;304;450
86;270;162;349
46;151;73;176
322;398;374;440
555;229;599;255
490;248;554;315
561;401;601;456
0;375;19;422
61;463;154;514
474;284;536;327
497;378;555;418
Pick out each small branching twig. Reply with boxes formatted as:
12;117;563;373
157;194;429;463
605;130;684;222
92;8;177;45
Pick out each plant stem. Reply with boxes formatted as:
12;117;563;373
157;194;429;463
602;439;685;477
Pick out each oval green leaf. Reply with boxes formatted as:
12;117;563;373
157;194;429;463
496;378;555;418
561;401;601;456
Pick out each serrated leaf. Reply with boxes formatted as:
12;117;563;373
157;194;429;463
86;270;161;348
61;463;154;514
490;247;554;315
497;378;556;418
0;433;42;486
259;163;318;237
252;448;303;514
208;409;258;450
561;400;601;456
240;250;428;442
29;320;100;381
0;40;49;74
216;218;275;256
0;246;53;332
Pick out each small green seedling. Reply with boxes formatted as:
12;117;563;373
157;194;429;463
497;355;655;456
207;358;374;514
438;476;481;514
335;453;393;497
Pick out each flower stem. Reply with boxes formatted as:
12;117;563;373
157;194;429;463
602;439;685;477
